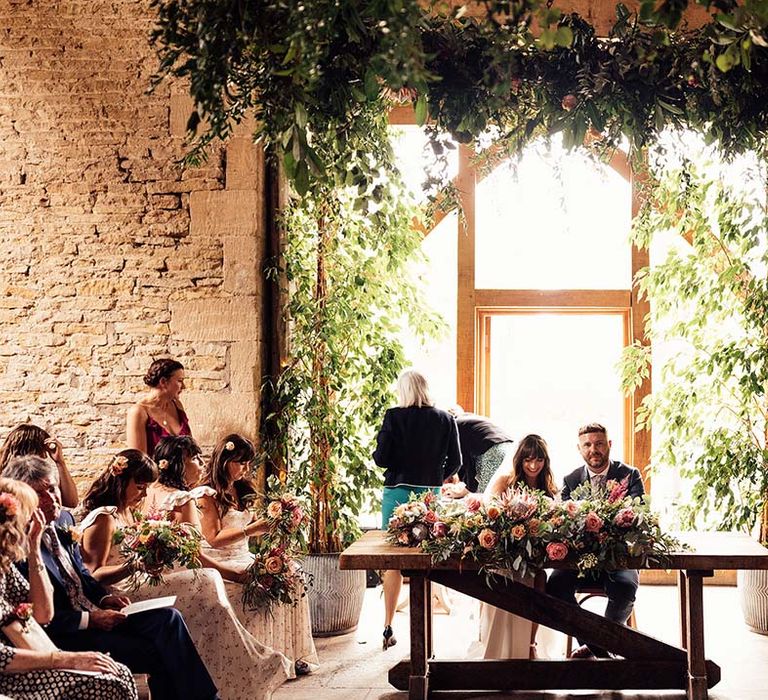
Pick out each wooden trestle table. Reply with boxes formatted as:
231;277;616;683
339;530;768;699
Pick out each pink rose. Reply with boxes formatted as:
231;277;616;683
546;541;569;561
465;495;482;513
265;556;283;574
614;507;636;528
565;500;579;517
267;501;283;519
432;522;447;538
527;518;541;536
584;512;603;533
424;510;437;524
510;524;526;540
478;528;498;549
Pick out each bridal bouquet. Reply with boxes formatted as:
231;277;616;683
241;542;313;612
113;512;202;587
262;482;310;542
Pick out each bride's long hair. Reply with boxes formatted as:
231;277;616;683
509;434;558;497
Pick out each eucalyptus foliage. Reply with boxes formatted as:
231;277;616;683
620;143;768;538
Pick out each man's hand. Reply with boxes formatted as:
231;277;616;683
88;608;127;630
100;595;131;610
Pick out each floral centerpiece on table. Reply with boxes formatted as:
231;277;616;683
113;511;202;588
241;476;312;612
386;481;685;579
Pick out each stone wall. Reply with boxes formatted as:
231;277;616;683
0;0;267;488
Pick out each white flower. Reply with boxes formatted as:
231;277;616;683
224;441;235;451
158;459;169;470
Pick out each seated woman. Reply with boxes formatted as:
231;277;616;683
197;434;319;675
77;449;292;700
0;424;79;508
475;434;559;660
0;477;137;699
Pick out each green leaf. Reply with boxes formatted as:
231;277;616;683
554;26;574;48
294;160;310;197
364;70;380;101
414;95;428;126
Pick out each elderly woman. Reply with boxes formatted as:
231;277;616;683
0;477;137;699
373;369;462;650
0;424;79;508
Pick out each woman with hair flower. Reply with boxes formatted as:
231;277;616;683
0;477;138;699
78;449;292;700
198;433;318;676
473;434;560;661
0;424;79;507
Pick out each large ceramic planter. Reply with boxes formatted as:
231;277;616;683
303;553;366;637
738;568;768;634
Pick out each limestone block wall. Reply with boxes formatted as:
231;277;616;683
0;1;267;488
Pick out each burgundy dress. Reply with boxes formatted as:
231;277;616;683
145;405;192;457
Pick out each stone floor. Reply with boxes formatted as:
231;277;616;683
274;582;768;699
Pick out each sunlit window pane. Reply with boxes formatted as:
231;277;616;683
488;313;626;486
476;138;632;290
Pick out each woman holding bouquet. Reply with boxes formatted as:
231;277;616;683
373;369;462;650
474;434;559;660
197;434;319;676
78;449;292;700
0;477;138;699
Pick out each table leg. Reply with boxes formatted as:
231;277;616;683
678;570;688;650
684;570;708;700
426;580;433;659
408;573;429;700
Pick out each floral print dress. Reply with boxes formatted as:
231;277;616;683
79;503;292;700
0;566;137;700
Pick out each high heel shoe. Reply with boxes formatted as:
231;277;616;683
382;625;397;650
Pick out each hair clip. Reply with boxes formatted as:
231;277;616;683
157;459;169;471
111;455;129;476
224;441;235;451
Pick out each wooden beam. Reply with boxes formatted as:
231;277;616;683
476;289;630;309
389;658;720;692
456;144;476;411
430;569;686;661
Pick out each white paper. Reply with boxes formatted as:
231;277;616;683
121;596;177;616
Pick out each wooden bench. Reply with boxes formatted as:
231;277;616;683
339;530;768;700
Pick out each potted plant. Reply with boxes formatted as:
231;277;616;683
620;143;768;632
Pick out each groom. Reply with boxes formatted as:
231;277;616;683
546;423;645;659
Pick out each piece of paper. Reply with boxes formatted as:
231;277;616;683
121;596;177;616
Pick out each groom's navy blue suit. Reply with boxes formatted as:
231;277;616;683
18;511;218;700
546;460;645;657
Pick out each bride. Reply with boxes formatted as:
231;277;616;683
474;433;559;659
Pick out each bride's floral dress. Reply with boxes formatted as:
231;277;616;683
201;507;319;670
78;502;292;700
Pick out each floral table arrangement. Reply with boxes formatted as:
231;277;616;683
242;477;313;612
113;512;202;587
386;479;685;579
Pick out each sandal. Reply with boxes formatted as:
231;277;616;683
294;660;311;676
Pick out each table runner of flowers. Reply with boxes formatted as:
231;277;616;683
386;478;685;579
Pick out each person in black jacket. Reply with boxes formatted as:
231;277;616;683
545;423;645;659
373;370;461;650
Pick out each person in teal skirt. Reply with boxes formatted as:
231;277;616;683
373;369;462;650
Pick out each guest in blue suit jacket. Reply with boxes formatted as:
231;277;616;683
6;455;219;700
546;423;645;659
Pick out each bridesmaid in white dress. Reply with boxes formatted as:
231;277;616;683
77;449;292;700
475;434;560;660
197;434;319;675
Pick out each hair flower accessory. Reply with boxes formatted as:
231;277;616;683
111;455;129;476
0;492;20;523
157;459;169;471
224;441;235;451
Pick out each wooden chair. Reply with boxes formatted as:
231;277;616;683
564;587;638;657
